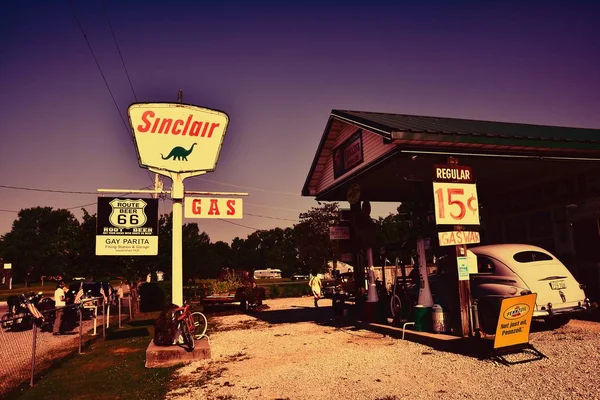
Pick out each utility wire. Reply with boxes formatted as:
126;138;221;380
193;177;299;196
245;213;298;222
0;184;98;195
100;0;137;101
217;219;259;230
68;0;130;134
68;0;154;187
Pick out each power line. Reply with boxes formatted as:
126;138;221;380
217;219;259;230
68;0;130;134
0;184;98;195
68;0;154;187
245;213;298;222
193;177;299;196
100;0;137;102
0;209;19;213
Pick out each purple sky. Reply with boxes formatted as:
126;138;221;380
1;1;599;244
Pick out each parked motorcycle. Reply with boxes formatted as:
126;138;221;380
1;292;50;332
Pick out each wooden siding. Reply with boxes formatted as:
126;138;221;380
315;121;396;195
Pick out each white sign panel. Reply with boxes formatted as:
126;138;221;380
329;226;350;240
185;197;243;219
4;263;11;270
438;231;481;247
433;182;480;225
96;197;159;256
128;103;229;174
457;256;469;281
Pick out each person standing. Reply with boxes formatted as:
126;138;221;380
309;272;322;307
53;280;66;335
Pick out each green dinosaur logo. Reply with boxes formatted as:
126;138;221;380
160;143;197;161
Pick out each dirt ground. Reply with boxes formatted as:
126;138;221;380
166;296;600;400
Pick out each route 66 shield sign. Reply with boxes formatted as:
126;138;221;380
109;198;148;228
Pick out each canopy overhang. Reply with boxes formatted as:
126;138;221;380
302;110;600;208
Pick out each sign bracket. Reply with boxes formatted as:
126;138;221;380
487;343;548;366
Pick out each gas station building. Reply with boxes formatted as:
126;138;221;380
302;109;600;321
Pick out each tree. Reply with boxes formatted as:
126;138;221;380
294;203;339;274
0;207;81;282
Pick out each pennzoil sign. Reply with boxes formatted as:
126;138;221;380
96;197;159;256
128;103;230;174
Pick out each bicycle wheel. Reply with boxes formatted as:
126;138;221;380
191;312;208;339
180;319;195;351
390;294;402;319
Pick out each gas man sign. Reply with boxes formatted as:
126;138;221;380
96;197;159;256
128;103;229;174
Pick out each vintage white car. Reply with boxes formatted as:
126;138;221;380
469;244;590;333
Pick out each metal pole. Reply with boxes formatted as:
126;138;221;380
118;297;122;328
172;174;184;307
79;306;83;354
30;319;37;387
102;302;106;337
128;297;132;320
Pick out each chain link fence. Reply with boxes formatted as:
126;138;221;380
0;295;133;396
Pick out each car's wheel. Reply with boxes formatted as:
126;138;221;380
545;314;571;329
477;301;499;335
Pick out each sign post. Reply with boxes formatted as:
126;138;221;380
128;101;230;307
433;160;479;337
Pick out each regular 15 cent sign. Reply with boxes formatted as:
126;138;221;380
432;164;480;226
128;103;230;174
96;197;159;256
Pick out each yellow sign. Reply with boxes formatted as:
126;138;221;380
493;293;537;349
184;197;243;219
128;103;229;174
438;231;480;246
432;182;480;225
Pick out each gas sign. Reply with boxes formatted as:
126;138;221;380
184;197;243;219
433;182;480;226
128;103;229;174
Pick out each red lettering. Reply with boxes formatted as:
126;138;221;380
189;121;202;137
208;199;220;215
182;115;193;135
152;118;161;133
172;119;183;135
208;122;220;138
200;123;210;137
137;111;154;132
226;200;236;216
192;199;201;214
159;118;173;134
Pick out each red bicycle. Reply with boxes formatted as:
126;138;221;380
172;304;208;351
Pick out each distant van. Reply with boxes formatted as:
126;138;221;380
253;269;282;279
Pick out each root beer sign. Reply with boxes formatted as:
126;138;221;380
128;103;229;174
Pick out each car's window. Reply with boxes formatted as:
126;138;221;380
513;251;553;263
476;256;495;274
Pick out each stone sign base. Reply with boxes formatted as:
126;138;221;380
145;337;211;368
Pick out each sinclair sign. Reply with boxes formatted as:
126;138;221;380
128;103;229;174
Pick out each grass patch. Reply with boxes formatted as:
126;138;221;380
5;312;178;400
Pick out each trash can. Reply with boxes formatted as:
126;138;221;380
414;305;433;332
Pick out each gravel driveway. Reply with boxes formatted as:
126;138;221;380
167;296;600;400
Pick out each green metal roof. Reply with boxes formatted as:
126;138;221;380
331;110;600;150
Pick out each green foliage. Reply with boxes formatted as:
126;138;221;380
0;207;81;281
294;203;340;274
268;284;281;299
